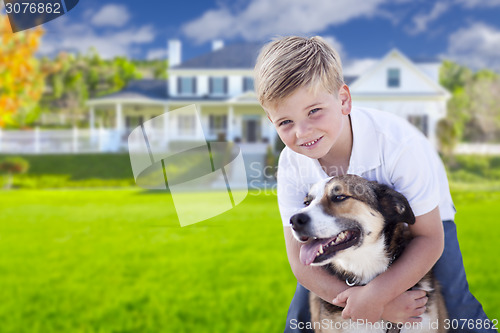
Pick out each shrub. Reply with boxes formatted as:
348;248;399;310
0;157;30;189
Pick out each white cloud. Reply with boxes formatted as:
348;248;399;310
455;0;500;8
446;22;500;70
39;14;155;59
408;2;449;35
321;36;345;60
147;48;168;60
182;0;388;44
343;58;378;77
91;4;131;27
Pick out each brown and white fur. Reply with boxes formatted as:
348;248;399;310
289;175;447;333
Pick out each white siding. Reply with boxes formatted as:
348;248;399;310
197;75;209;96
169;75;178;96
228;75;242;96
352;56;439;94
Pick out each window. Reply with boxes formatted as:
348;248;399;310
243;77;254;92
387;68;400;88
408;115;428;136
178;77;196;95
125;116;144;130
209;115;227;136
178;115;196;136
209;77;227;95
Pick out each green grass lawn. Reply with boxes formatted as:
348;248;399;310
0;187;498;332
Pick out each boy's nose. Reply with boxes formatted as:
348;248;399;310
296;122;313;139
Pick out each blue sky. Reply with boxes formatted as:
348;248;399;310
11;0;500;73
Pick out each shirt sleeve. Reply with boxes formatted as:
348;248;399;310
387;134;441;217
277;149;309;227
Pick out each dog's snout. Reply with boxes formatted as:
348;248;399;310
290;213;310;230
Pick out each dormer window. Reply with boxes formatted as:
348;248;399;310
387;68;400;88
209;77;227;95
178;77;196;95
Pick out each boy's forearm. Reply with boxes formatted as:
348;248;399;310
367;208;445;305
284;227;349;303
367;234;443;305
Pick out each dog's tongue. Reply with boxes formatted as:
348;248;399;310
300;239;328;265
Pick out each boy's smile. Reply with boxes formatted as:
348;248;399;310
265;85;352;165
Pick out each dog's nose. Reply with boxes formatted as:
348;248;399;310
290;213;310;230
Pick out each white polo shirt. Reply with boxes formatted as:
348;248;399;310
277;107;456;227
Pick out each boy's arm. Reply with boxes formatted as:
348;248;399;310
334;207;444;322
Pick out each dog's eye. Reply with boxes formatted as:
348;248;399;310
332;195;348;202
304;200;311;206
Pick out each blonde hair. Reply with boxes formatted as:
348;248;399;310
254;36;344;108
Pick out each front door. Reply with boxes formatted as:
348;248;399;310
242;117;261;143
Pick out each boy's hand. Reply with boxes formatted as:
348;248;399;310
332;286;385;323
332;288;429;324
382;290;428;324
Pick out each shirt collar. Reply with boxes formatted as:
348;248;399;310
347;108;382;175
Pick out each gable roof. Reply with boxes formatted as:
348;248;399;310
87;79;168;106
344;76;358;86
349;49;450;97
172;42;263;69
91;79;167;101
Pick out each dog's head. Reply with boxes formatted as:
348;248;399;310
290;175;415;266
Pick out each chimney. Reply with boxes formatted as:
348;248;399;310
168;39;182;68
212;40;224;52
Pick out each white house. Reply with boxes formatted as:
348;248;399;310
85;40;275;157
0;39;450;155
349;49;450;146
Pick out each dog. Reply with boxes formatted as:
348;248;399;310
289;175;447;333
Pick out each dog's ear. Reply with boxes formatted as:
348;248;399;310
373;184;415;225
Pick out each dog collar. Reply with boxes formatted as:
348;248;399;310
345;278;357;287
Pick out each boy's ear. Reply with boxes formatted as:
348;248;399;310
339;84;352;115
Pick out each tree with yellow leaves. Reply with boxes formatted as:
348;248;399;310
0;13;45;128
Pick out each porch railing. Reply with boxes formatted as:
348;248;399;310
0;127;125;154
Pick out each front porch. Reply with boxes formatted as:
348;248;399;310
84;90;276;153
0;101;276;155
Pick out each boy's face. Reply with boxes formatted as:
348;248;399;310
264;85;351;160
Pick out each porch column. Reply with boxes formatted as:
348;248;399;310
115;103;123;131
428;114;437;149
267;120;277;151
98;124;105;152
228;105;234;141
197;105;203;140
115;103;124;152
89;106;95;143
261;116;267;143
89;106;95;131
163;105;170;149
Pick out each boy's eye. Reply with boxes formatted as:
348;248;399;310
309;108;321;115
279;120;292;126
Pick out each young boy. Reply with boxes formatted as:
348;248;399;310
254;36;493;332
